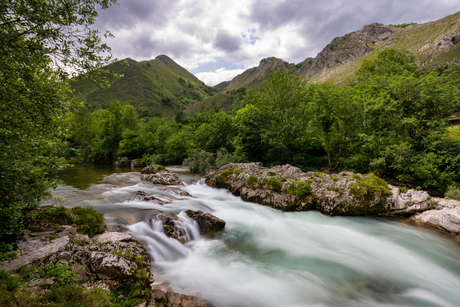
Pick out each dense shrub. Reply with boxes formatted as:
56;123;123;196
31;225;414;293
445;184;460;200
183;150;215;173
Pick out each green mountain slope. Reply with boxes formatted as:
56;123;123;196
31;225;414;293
224;57;297;91
71;55;210;117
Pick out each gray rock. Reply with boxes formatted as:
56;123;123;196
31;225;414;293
115;157;130;167
185;210;226;236
206;163;434;216
410;206;460;234
0;236;70;271
140;171;183;186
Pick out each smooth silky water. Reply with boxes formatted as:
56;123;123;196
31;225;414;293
48;165;460;307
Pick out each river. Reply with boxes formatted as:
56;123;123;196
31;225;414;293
48;165;460;307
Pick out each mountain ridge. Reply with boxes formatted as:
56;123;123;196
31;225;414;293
221;11;460;90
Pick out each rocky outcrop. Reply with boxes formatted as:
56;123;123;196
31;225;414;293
206;163;434;216
186;210;226;235
409;198;460;234
141;165;183;186
297;23;393;79
115;156;131;167
149;210;225;239
225;57;297;91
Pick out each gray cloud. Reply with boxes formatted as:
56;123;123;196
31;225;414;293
95;0;180;31
249;0;460;59
90;0;460;85
213;30;242;52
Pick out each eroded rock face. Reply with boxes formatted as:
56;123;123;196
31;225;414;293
206;163;434;216
186;210;226;236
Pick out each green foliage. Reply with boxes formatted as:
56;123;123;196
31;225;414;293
71;206;105;238
349;174;392;200
220;167;247;178
445;184;460;200
32;206;105;238
262;177;284;192
183;150;215;173
246;176;260;190
0;268;112;307
0;243;18;262
32;263;82;285
42;206;74;225
66;48;460;193
389;22;417;28
288;180;313;197
0;0;118;252
326;187;343;194
356;48;417;79
111;268;151;307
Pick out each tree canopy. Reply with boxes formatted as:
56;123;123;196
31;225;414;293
0;0;117;256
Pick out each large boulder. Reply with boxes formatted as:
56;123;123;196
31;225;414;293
140;165;183;186
186;210;226;236
409;198;460;234
206;163;434;216
32;233;153;284
141;171;183;186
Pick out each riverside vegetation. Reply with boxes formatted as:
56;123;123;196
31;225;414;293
2;1;460;305
67;49;460;195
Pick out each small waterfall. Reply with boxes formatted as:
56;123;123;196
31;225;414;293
129;210;202;263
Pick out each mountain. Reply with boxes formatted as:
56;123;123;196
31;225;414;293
224;57;297;91
71;55;211;117
222;11;460;89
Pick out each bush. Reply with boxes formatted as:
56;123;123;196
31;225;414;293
445;184;460;200
183;150;215;173
215;147;239;169
71;206;105;238
0;242;18;261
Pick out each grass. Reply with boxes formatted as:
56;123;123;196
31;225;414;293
71;56;211;117
447;126;460;141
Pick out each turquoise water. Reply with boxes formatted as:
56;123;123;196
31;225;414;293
52;166;460;307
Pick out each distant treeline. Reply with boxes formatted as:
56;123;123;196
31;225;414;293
65;49;460;192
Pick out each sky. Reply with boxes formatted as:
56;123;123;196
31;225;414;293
95;0;460;86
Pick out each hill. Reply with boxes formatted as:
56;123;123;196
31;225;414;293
222;11;460;89
71;55;214;117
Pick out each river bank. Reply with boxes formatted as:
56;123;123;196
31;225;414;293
206;162;460;237
3;164;460;306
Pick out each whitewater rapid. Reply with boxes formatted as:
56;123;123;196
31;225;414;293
52;169;460;307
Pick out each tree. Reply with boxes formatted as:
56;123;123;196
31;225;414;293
0;0;117;255
235;70;309;164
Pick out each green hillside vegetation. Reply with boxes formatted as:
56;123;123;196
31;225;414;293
224;58;298;91
71;56;218;117
66;49;460;196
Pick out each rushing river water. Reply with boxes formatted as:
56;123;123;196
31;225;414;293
49;165;460;307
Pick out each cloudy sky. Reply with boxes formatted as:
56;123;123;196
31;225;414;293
95;0;460;86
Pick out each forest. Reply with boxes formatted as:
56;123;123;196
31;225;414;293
66;49;460;194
